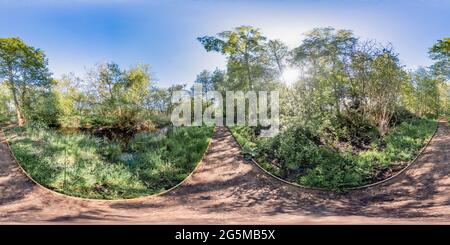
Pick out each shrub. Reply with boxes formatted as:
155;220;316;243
146;114;172;128
229;118;436;190
321;110;379;149
25;91;61;127
391;106;419;126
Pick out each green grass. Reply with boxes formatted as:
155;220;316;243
230;118;437;190
0;114;12;124
4;125;213;199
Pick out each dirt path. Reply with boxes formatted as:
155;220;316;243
0;122;449;224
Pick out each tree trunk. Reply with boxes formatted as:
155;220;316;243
7;67;25;126
10;82;24;126
379;119;388;137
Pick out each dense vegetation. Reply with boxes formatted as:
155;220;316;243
4;125;212;199
231;118;436;189
0;27;448;193
0;37;213;199
196;27;447;190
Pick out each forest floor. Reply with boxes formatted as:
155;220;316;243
0;121;449;224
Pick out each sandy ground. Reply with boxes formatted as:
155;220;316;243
0;122;449;224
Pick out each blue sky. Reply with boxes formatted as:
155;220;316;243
0;0;449;87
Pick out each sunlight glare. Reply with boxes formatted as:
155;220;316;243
281;67;300;85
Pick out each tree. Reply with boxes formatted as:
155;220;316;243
416;69;441;117
194;68;226;93
428;38;450;117
366;49;406;135
266;39;289;77
404;68;443;118
291;27;357;116
0;37;51;126
429;38;449;80
54;73;91;118
85;63;154;128
198;26;268;91
89;62;123;103
146;86;168;113
146;84;187;116
120;64;151;109
288;28;410;136
0;82;12;119
166;84;187;116
194;70;215;93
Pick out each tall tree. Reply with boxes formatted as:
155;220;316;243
429;38;449;80
120;64;151;109
291;27;357;115
412;68;441;117
367;49;406;135
266;39;289;76
194;70;215;93
194;68;226;93
0;82;12;118
428;38;450;117
198;26;267;91
95;62;123;102
0;37;51;126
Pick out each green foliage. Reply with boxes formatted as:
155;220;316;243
0;83;12;121
391;106;419;125
229;125;258;146
194;69;226;93
198;26;281;91
429;38;449;80
230;118;436;190
403;68;442;118
4;125;213;199
0;37;51;125
1;30;447;197
129;126;213;191
229;126;262;161
321;110;380;148
0;114;10;123
288;27;409;136
259;126;319;173
84;63;152;130
224;29;444;190
25;90;61;126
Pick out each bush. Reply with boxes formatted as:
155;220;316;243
58;115;81;128
229;118;437;190
321;110;379;149
391;106;419;126
299;150;362;189
259;126;319;176
146;114;172;128
25;91;61;127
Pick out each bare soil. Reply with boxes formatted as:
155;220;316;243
0;121;449;224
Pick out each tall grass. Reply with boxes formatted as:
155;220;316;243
4;125;213;199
